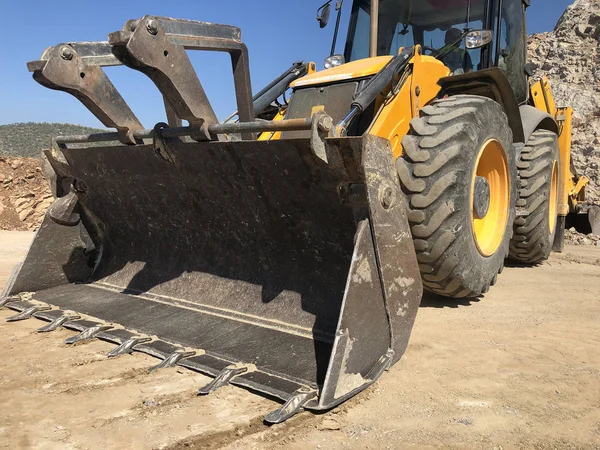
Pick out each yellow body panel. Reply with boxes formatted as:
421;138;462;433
530;80;546;111
529;79;584;216
369;52;450;159
571;175;589;203
541;77;557;117
556;106;574;215
257;109;286;141
290;56;392;88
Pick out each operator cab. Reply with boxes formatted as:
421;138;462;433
320;0;529;103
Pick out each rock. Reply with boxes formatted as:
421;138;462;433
18;207;34;222
317;418;342;431
575;24;589;37
143;398;157;408
10;160;22;170
14;198;31;209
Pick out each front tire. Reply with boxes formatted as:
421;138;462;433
396;95;518;298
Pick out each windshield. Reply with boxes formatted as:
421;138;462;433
344;0;486;74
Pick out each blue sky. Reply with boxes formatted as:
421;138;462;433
0;0;573;128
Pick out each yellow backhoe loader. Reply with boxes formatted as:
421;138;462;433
1;0;593;423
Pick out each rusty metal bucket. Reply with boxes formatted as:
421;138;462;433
6;16;424;422
3;134;422;421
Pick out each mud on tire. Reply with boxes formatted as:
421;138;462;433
396;95;518;298
509;130;560;263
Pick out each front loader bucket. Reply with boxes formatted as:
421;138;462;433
3;135;422;419
12;16;423;422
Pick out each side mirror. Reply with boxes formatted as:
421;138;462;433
465;30;494;49
317;2;332;29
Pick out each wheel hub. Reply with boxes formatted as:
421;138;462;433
473;176;491;219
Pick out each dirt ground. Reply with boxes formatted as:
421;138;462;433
0;231;599;449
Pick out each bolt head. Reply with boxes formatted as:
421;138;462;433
381;187;394;209
318;116;333;132
146;19;159;35
59;46;73;60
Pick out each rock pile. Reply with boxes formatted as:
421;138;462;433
528;0;600;203
0;156;53;231
564;228;600;246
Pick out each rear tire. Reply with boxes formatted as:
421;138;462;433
396;95;517;298
509;130;561;263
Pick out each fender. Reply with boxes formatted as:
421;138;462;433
438;68;526;143
438;68;560;145
519;105;559;143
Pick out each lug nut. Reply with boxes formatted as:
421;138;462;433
60;46;73;60
146;19;159;35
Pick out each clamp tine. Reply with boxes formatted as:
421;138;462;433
6;306;52;322
263;388;318;425
107;336;152;358
148;350;195;373
197;366;247;395
38;315;81;333
65;325;113;345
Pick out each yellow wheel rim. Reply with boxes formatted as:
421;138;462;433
549;160;559;234
470;139;510;257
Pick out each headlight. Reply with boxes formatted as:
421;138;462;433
324;54;345;69
465;30;494;49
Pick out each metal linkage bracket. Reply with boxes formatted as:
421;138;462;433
108;16;255;140
6;306;51;322
65;325;113;344
27;42;144;145
197;366;248;395
148;350;196;372
38;314;81;333
263;388;318;424
107;336;152;358
48;185;80;226
310;111;336;163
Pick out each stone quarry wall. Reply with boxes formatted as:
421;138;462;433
0;156;52;231
528;0;600;203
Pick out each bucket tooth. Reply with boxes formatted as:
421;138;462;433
149;350;196;372
38;314;81;333
65;325;113;344
197;366;248;395
264;388;318;425
6;306;52;322
107;336;152;357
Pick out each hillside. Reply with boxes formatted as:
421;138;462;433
0;122;103;158
528;0;600;202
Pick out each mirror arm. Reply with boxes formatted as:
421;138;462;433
330;0;344;56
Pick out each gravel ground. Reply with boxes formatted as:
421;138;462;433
1;232;599;449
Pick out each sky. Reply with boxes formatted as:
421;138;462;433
0;0;574;128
